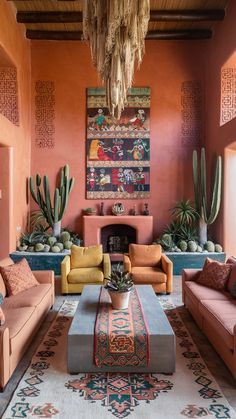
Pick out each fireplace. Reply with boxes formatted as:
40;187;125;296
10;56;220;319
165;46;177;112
83;215;153;261
101;224;136;253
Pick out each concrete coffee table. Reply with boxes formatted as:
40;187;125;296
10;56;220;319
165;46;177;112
68;285;175;374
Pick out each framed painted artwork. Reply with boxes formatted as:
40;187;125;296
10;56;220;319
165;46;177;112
86;87;150;199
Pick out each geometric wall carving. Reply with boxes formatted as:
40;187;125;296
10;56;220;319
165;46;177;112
35;81;55;148
181;80;203;148
220;68;236;126
0;67;19;125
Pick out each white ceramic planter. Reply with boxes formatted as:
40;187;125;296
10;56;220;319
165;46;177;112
108;290;130;309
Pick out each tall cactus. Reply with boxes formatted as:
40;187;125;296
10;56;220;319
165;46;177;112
192;148;222;245
29;164;75;237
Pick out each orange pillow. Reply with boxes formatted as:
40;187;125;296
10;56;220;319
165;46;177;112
197;258;231;291
129;244;161;267
0;258;39;296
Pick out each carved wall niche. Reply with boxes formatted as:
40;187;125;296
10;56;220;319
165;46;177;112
0;46;19;126
35;81;55;148
181;80;203;149
221;68;236;126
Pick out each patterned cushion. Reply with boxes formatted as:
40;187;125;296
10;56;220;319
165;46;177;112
226;257;236;296
197;258;231;291
0;293;4;325
0;258;39;296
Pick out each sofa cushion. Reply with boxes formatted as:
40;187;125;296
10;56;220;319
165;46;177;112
71;245;103;269
196;258;231;291
184;281;232;308
226;257;236;295
199;299;236;350
68;267;104;284
131;266;167;283
2;284;52;309
0;258;39;296
0;258;14;298
129;244;161;267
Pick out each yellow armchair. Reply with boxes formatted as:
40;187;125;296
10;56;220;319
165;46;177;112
61;245;111;294
123;244;173;294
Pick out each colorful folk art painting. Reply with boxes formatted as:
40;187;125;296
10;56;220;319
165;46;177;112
86;87;150;199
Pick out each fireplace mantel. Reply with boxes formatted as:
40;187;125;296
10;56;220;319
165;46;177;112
83;216;153;252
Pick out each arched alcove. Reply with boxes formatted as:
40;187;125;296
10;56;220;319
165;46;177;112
224;141;236;255
0;44;19;125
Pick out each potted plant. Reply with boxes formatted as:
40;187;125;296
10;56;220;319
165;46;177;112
104;266;134;309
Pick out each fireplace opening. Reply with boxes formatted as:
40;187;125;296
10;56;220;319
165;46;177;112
101;224;136;253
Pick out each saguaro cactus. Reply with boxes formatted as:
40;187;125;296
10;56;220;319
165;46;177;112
192;148;222;246
29;164;75;237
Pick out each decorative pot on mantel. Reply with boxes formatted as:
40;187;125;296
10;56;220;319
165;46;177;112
108;290;131;310
112;203;124;216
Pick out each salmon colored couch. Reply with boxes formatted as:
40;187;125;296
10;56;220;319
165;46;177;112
0;258;55;391
182;268;236;379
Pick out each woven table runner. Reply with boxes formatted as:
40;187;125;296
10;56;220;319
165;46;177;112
94;287;149;367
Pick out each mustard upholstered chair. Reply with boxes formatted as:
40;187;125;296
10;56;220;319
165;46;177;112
61;244;111;294
123;244;173;294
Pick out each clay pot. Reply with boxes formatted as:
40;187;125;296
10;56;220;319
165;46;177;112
108;290;130;310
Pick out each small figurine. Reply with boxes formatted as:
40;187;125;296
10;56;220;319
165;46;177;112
130;204;137;216
143;203;149;216
100;202;104;216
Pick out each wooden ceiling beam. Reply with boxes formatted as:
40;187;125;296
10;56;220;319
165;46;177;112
18;9;225;24
26;29;213;41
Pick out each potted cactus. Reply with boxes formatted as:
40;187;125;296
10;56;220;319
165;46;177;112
29;164;75;237
193;148;222;246
105;266;134;310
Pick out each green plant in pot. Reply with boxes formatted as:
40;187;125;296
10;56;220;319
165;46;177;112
104;266;134;310
29;164;75;238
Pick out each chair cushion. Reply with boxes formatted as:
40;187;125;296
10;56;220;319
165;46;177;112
199;299;236;350
68;267;104;284
129;244;161;267
0;258;39;296
71;245;103;269
2;284;52;309
196;258;231;291
131;266;167;284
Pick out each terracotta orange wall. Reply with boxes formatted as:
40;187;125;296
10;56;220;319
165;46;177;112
0;2;31;258
31;40;205;239
204;0;236;249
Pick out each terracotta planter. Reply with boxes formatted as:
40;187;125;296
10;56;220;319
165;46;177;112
108;290;130;309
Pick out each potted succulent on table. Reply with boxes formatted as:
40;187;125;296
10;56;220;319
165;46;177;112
104;266;134;310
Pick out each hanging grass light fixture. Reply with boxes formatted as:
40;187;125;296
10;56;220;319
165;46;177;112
83;0;150;119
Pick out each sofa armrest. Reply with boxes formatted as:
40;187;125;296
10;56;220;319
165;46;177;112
0;325;10;390
33;270;54;285
123;254;131;272
182;269;202;305
61;256;71;294
161;254;173;293
103;253;111;281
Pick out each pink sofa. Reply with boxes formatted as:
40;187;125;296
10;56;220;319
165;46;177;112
0;258;55;391
182;268;236;379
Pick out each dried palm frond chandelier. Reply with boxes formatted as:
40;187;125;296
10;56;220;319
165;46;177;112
83;0;150;119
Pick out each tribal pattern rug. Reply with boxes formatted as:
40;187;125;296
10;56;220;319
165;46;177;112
2;299;236;419
94;287;149;367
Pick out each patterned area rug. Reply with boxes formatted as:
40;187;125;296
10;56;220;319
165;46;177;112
2;299;236;419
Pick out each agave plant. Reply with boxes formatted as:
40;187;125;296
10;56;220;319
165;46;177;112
105;266;133;293
171;199;198;225
20;231;50;247
30;210;50;232
177;224;198;242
